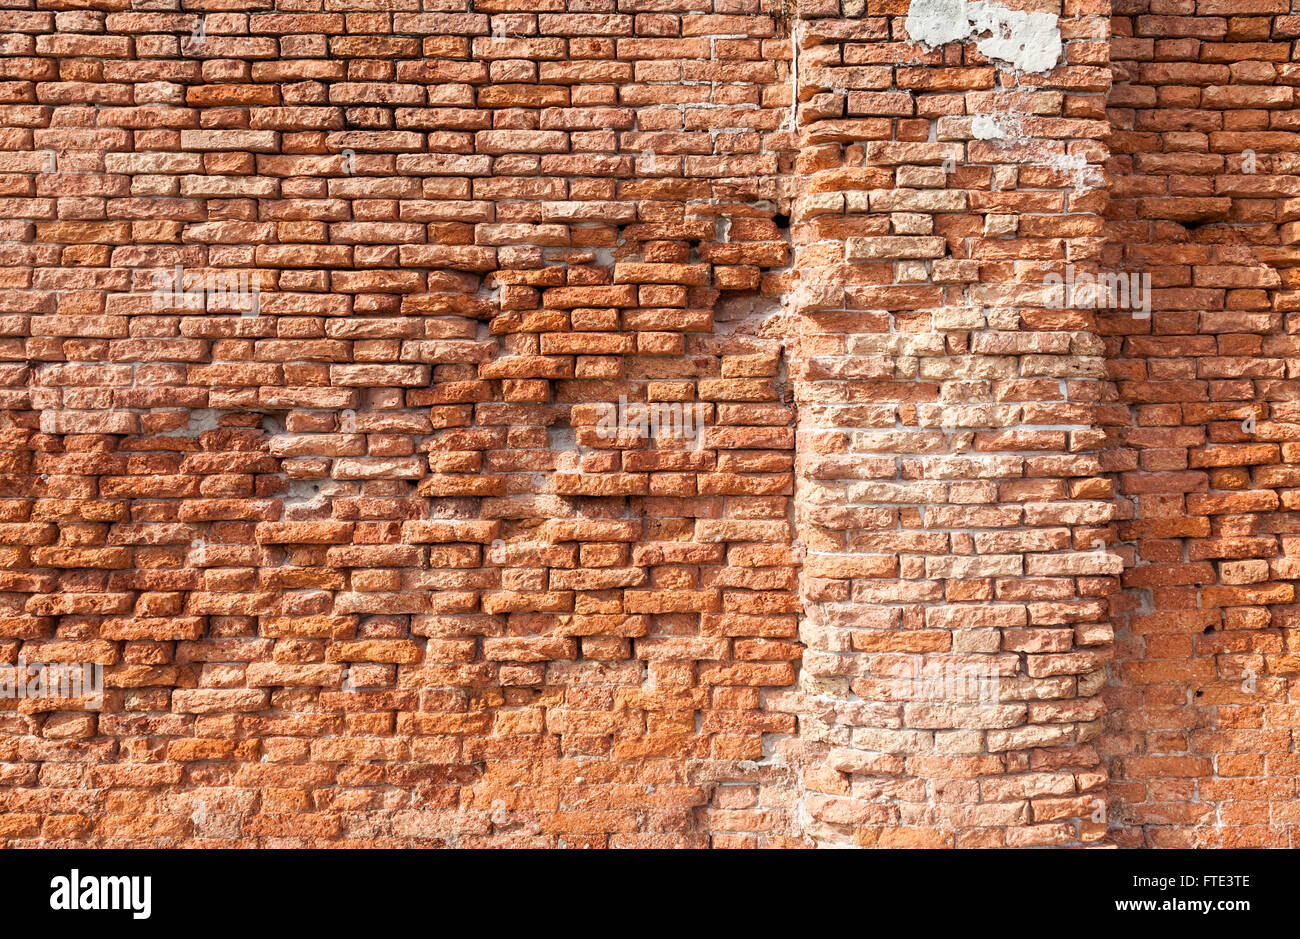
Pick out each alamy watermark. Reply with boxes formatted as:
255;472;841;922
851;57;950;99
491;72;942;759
0;658;103;709
1043;264;1151;318
151;264;260;315
592;396;702;446
49;869;150;919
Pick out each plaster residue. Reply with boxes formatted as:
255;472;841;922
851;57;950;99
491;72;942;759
970;111;1101;192
905;0;1063;75
971;114;1011;140
970;108;1027;142
1045;150;1104;194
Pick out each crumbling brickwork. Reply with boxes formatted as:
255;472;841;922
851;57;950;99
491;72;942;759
0;0;1295;848
1;0;807;848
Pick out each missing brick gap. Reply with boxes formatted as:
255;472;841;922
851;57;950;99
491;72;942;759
157;408;223;438
713;291;785;339
284;480;325;507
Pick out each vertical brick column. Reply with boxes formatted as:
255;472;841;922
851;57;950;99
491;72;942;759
786;0;1117;846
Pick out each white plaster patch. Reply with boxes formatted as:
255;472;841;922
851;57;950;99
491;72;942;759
1048;151;1089;172
970;109;1026;141
971;114;1008;139
968;2;1062;74
904;0;971;46
905;0;1063;75
1045;150;1104;193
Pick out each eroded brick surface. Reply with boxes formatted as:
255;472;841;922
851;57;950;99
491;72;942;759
788;0;1115;849
1;0;804;848
0;0;1295;848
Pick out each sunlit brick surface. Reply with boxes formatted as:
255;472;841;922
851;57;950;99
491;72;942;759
0;0;1295;847
1103;0;1300;849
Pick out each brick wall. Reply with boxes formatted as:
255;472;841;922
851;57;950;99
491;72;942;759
0;0;1295;848
1104;0;1300;848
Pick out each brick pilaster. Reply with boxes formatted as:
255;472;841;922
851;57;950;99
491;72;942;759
786;0;1118;847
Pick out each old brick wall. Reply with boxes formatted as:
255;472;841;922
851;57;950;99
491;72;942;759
0;0;1295;848
1103;0;1300;848
0;0;805;848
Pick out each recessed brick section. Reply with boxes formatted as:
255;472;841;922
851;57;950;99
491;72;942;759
0;0;803;849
